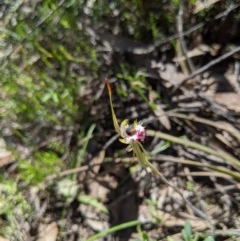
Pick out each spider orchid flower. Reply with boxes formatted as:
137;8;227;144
106;79;159;177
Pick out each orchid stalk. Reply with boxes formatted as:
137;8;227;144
105;80;214;220
106;79;159;178
106;79;214;220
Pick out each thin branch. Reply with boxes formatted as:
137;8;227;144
147;130;240;171
154;3;240;49
177;0;195;73
172;45;240;93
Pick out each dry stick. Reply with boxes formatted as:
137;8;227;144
177;0;196;74
145;128;240;228
152;155;240;180
151;4;240;52
147;130;240;170
172;45;240;94
44;134;120;182
145;158;212;224
167;112;240;142
99;4;240;55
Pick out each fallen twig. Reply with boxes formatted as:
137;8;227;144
172;45;240;93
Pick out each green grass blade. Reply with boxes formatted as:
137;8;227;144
84;220;141;241
147;130;240;171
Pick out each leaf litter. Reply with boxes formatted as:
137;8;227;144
1;1;240;241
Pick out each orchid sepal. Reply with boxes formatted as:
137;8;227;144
119;138;127;144
126;145;133;152
106;79;121;134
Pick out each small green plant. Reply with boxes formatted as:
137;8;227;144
19;151;61;185
0;177;31;238
167;220;215;241
136;223;155;241
145;198;162;224
147;130;240;180
181;220;215;241
84;220;141;241
117;67;157;110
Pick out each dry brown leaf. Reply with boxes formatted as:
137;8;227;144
91;149;105;174
156;63;185;87
168;112;240;142
88;178;111;202
143;208;209;231
224;72;240;93
0;139;14;168
213;93;240;112
193;0;221;14
155;105;171;130
0;237;10;241
37;222;58;241
173;44;211;62
148;88;171;130
0;151;13;168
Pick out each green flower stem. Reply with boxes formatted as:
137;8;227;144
147;130;240;171
106;79;121;133
84;220;141;241
153;155;240;180
168;112;240;142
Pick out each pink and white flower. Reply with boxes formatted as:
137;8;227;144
119;120;146;145
125;122;146;143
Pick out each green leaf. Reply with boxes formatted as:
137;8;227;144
57;178;79;201
204;237;215;241
78;194;108;214
84;220;140;241
182;220;193;241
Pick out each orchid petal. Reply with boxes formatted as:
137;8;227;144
120;119;129;128
126;144;133;152
133;120;138;130
119;138;127;144
106;79;120;134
